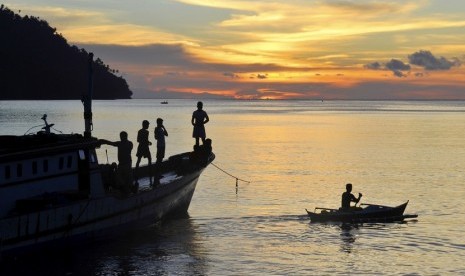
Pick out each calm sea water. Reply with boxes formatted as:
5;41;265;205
1;99;465;275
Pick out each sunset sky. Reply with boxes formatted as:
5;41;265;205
6;0;465;99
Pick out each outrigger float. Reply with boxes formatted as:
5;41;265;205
0;54;214;255
306;201;418;223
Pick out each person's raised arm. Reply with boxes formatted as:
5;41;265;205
99;139;118;147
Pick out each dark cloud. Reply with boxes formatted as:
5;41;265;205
223;72;240;79
364;59;410;77
392;70;406;77
249;73;268;79
365;50;461;78
385;59;410;77
408;50;460;70
385;59;410;71
364;61;382;70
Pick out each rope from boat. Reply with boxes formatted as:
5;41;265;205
23;124;64;135
211;162;250;194
51;126;64;134
211;162;250;183
24;124;45;135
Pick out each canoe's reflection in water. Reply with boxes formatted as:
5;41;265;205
340;223;358;253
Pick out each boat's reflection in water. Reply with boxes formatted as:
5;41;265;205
0;215;207;276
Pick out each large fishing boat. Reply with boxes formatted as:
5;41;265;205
0;54;214;255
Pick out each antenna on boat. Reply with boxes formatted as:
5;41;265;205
82;52;94;138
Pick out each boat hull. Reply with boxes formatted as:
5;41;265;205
306;201;409;223
0;154;212;255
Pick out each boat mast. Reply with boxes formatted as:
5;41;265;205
83;52;94;138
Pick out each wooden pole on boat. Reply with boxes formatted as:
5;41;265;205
83;52;94;138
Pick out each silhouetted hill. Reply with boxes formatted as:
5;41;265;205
0;5;132;99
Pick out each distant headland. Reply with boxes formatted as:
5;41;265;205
0;5;132;100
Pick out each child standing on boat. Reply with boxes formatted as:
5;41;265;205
136;120;152;183
154;118;168;164
192;101;210;146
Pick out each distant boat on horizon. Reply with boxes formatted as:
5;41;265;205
161;101;168;104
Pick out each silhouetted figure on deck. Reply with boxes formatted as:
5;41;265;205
136;120;152;184
190;138;212;165
192;101;209;146
202;138;212;156
99;131;134;194
190;145;201;164
154;118;168;164
341;183;362;210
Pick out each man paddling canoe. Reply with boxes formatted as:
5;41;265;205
341;183;362;210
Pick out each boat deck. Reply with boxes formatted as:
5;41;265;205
137;171;182;192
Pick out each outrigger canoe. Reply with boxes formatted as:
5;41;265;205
306;201;417;223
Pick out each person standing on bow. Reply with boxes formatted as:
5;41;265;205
191;101;209;146
341;183;362;210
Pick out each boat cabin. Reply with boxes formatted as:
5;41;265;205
0;133;104;217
